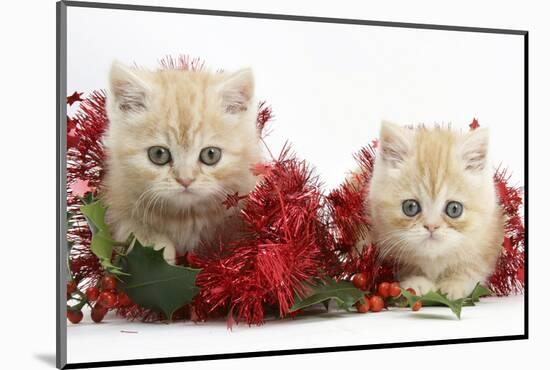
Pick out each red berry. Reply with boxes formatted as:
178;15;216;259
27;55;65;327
389;282;401;297
67;309;83;324
412;301;422;311
67;281;77;295
86;287;100;302
352;273;367;290
369;295;385;312
98;291;117;308
369;295;384;312
406;288;417;296
117;291;131;307
377;282;390;298
356;296;370;313
91;305;108;323
101;276;117;290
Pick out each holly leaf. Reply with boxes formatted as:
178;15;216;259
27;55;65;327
400;288;463;318
81;192;96;205
469;283;492;302
290;278;365;312
80;200;126;276
398;283;493;319
80;201;108;234
463;283;493;306
118;239;200;320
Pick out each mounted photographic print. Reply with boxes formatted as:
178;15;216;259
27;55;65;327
56;1;528;368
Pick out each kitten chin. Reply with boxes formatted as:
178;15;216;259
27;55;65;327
101;61;263;263
364;122;504;299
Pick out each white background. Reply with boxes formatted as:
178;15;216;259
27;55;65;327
67;6;524;190
1;0;547;369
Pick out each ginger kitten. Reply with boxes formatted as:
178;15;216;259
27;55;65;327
367;122;504;299
102;62;263;263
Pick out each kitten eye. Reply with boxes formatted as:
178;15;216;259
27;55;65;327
147;146;171;165
199;147;222;166
402;199;421;217
445;201;463;218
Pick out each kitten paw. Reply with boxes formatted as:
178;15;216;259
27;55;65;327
437;280;477;300
152;240;177;265
400;276;435;296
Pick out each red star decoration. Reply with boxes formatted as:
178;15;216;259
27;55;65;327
67;91;83;106
70;179;93;197
469;118;480;130
250;162;272;176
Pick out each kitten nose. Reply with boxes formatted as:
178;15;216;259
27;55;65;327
176;177;194;188
424;224;440;233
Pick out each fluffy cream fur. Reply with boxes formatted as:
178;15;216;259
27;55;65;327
102;62;263;263
367;122;504;299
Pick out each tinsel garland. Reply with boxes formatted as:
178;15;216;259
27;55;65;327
66;91;107;287
190;146;327;326
323;144;395;292
66;59;525;325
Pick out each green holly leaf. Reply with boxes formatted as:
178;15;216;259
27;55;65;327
469;283;493;302
462;283;493;306
80;200;126;276
118;239;200;320
398;283;493;319
290;278;365;313
81;192;96;205
401;289;464;319
80;201;109;235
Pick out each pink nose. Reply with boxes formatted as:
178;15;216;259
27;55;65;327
424;224;440;233
176;178;194;188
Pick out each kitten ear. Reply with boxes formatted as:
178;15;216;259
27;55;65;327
108;61;151;113
460;128;489;171
218;68;254;114
379;121;413;167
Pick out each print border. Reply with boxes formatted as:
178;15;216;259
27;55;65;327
56;1;529;368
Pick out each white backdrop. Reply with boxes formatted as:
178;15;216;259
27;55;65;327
67;6;525;190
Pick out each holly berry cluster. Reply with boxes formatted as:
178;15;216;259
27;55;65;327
351;273;422;313
66;276;133;324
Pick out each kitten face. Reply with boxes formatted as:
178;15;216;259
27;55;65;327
369;122;497;261
104;62;261;212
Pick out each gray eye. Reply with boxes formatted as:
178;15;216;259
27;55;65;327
402;199;421;217
445;201;463;218
199;147;222;166
147;146;171;165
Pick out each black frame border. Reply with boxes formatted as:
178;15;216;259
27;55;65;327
56;1;529;369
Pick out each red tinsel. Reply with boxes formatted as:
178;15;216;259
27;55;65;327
323;144;394;291
489;168;525;295
66;91;107;287
192;146;327;326
66;63;524;325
